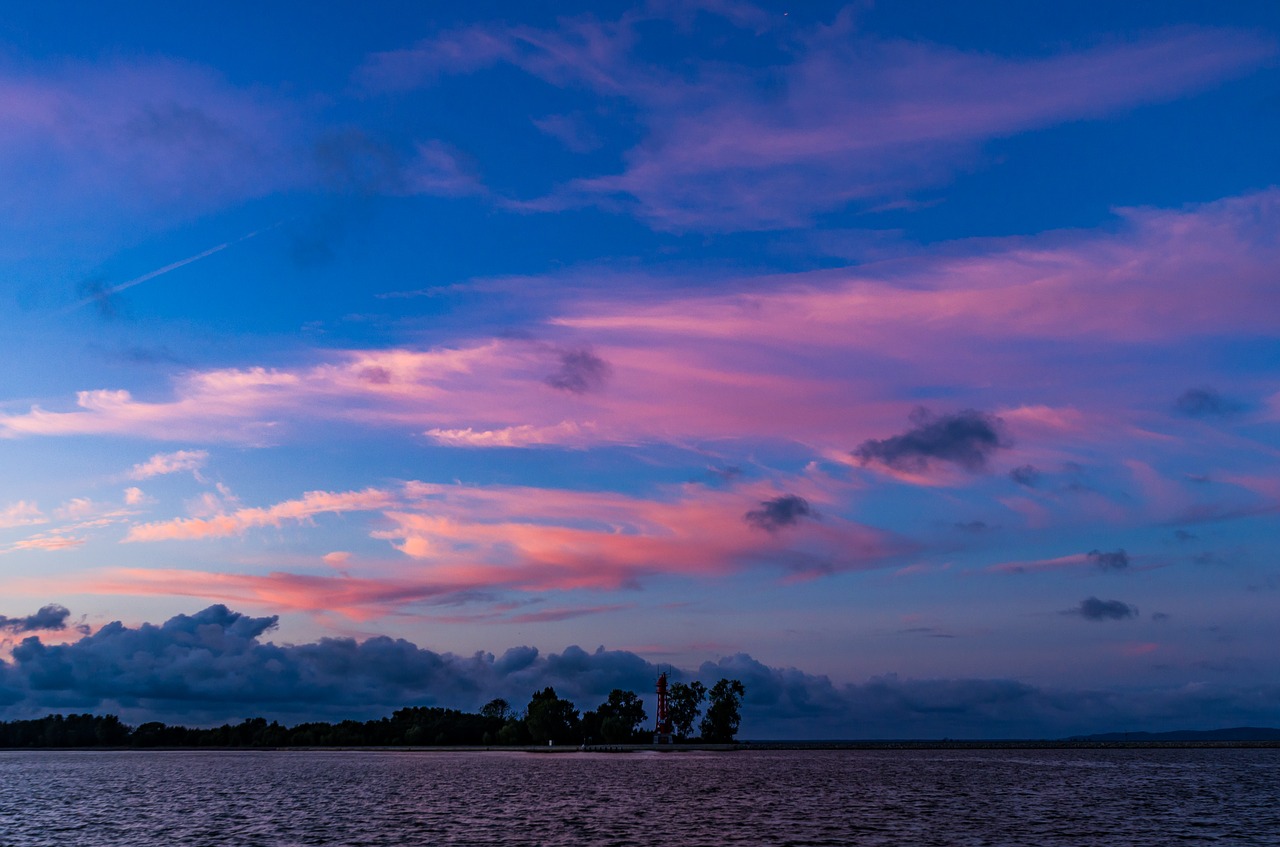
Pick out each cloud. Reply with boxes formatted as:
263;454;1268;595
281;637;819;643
1;605;671;724
2;191;1278;469
90;480;908;616
424;421;595;448
855;409;1010;474
544;347;611;394
400;141;486;197
1087;549;1131;571
358;15;1275;231
1009;465;1041;488
0;502;46;529
1072;597;1139;621
532;113;601;153
991;548;1139;575
0;604;72;633
125;487;396;542
0;58;306;253
375;480;902;588
5;605;1280;737
744;495;815;532
127;449;209;480
355;26;522;91
1174;387;1245;418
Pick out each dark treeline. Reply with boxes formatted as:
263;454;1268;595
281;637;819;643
0;678;744;748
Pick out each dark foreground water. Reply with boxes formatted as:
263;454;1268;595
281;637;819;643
2;748;1278;846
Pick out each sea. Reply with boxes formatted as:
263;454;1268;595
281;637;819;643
2;748;1277;845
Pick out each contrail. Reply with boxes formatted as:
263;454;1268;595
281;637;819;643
66;221;283;314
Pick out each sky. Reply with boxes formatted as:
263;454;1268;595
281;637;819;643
1;1;1279;739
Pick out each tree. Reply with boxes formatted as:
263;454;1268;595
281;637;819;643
593;689;646;743
480;698;512;721
699;678;745;743
496;718;528;745
525;687;581;745
667;680;706;741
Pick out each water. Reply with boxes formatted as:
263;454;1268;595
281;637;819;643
2;748;1277;845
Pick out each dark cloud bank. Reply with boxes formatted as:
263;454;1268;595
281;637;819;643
3;606;1278;739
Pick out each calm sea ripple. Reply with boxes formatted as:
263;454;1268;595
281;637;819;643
2;748;1278;846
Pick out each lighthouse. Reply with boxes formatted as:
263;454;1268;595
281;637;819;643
653;672;673;744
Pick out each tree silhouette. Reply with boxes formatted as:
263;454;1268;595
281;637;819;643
667;680;706;740
699;678;745;742
525;687;581;745
592;689;647;742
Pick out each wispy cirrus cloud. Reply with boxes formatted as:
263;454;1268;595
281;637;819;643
0;58;306;244
988;548;1143;575
5;534;87;554
125;488;397;542
358;12;1276;230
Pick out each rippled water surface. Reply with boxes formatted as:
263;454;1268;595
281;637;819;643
3;748;1278;845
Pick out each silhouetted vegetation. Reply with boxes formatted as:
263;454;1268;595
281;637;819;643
582;688;648;743
700;678;746;743
0;679;745;747
525;687;582;745
667;680;706;740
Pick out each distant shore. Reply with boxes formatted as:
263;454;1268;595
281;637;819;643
8;740;1279;752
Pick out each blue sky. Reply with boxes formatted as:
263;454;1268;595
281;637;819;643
0;1;1278;737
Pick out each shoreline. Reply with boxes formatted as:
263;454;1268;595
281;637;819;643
5;740;1280;752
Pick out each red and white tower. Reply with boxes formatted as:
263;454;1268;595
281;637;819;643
654;672;673;744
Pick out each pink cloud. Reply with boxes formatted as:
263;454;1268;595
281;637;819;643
0;501;45;529
424;421;597;448
374;480;907;590
80;567;637;623
986;553;1094;575
84;568;460;620
127;449;208;480
92;476;909;617
6;534;86;553
2;191;1276;490
557;191;1280;347
125;488;397;542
